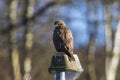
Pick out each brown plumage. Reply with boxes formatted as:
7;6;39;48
53;20;75;61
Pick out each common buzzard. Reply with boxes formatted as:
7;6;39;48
53;20;75;61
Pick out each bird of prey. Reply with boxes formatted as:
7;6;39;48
53;20;75;61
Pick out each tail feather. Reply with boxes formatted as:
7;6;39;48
68;53;75;61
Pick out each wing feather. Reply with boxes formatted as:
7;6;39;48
63;28;74;53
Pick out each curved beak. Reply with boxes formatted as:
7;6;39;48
54;24;58;27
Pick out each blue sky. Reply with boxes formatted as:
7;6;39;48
0;0;119;48
55;0;108;48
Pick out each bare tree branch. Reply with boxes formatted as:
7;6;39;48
31;1;56;20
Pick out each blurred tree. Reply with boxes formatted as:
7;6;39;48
104;1;113;80
8;0;22;80
103;0;120;80
106;19;120;80
86;0;98;80
22;0;34;80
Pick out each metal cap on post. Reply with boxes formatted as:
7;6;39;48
48;53;83;80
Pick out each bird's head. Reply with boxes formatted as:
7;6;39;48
54;20;66;27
